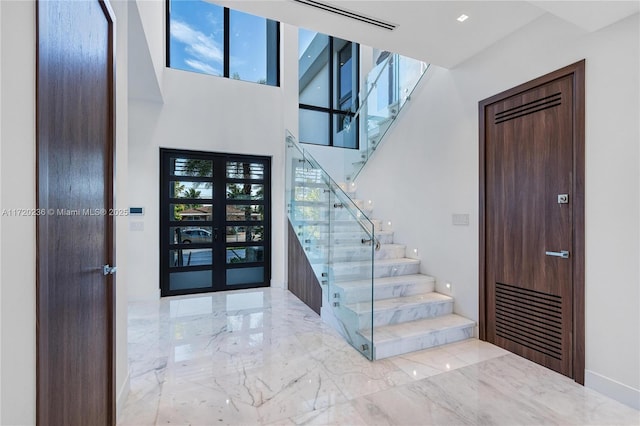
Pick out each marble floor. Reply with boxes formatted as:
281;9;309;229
118;287;639;426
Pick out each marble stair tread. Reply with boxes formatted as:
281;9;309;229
361;314;475;346
332;257;419;269
293;221;381;234
291;180;326;186
304;234;395;247
331;257;421;281
317;230;394;244
333;274;435;304
294;199;366;207
336;274;435;292
345;292;452;315
294;218;381;227
327;243;404;251
326;244;406;260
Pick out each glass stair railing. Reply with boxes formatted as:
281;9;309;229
286;53;428;359
341;53;429;183
286;131;377;360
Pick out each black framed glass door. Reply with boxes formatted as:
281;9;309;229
160;149;271;296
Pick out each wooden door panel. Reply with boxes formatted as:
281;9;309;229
488;78;573;295
37;0;115;424
481;67;583;379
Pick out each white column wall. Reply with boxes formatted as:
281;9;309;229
135;0;165;89
0;2;37;422
0;0;4;420
111;0;131;417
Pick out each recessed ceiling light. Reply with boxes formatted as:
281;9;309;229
457;14;469;23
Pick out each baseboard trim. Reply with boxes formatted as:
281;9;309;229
585;369;640;410
116;370;131;420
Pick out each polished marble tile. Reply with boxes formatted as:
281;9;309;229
119;287;639;426
352;354;640;426
267;402;370;426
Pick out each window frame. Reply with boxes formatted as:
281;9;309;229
165;0;280;87
299;34;360;149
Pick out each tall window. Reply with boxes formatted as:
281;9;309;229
167;1;279;86
298;29;359;148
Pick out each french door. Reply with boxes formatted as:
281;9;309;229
160;149;271;296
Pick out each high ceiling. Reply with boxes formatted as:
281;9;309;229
213;0;639;68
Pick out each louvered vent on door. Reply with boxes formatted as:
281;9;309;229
495;282;563;360
495;92;561;124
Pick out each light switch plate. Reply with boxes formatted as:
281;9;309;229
130;221;144;231
452;214;470;226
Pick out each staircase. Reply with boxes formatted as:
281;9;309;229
317;190;475;360
286;53;474;360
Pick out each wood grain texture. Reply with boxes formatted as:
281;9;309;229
36;0;115;424
287;221;322;315
479;61;585;383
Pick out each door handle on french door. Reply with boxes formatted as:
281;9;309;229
545;250;570;259
103;264;117;275
213;228;219;242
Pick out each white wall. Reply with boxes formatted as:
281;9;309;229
0;0;4;421
128;1;163;102
0;1;130;422
128;69;286;300
134;0;165;89
111;0;131;417
282;23;300;136
0;2;37;422
356;13;640;408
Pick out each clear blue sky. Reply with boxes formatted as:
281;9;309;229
169;0;267;83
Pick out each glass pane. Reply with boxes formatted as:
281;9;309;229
225;226;264;242
169;248;213;267
170;158;213;177
337;41;353;107
169;270;212;291
226;205;263;222
226;161;265;180
168;1;224;77
333;113;357;149
299;29;329;108
229;10;267;84
171;226;213;244
170;181;213;199
226;184;263;200
226;267;264;286
227;246;264;264
299;109;329;145
171;203;212;221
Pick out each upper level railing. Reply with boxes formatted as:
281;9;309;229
341;53;429;182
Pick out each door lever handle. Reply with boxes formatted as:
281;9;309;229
545;250;570;259
213;228;219;242
103;264;117;275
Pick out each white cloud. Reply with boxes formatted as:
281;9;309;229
170;20;224;64
184;59;221;76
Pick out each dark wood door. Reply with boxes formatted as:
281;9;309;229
480;62;585;382
160;150;271;296
36;0;115;424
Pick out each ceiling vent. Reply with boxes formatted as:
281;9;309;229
293;0;398;31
